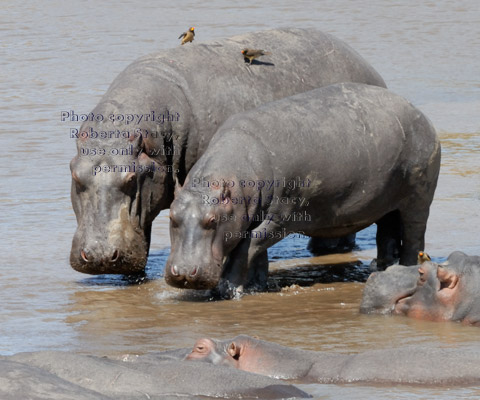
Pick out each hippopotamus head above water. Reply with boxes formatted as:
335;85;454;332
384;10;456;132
360;251;480;326
166;181;248;289
185;335;314;379
185;334;480;385
69;97;183;274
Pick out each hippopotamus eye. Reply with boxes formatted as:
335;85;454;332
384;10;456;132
120;172;137;195
195;345;205;353
125;172;136;184
169;214;179;228
123;172;136;187
417;267;427;285
204;215;216;229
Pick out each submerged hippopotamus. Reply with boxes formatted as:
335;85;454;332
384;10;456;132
361;251;480;325
165;83;441;296
2;350;309;399
69;28;386;275
186;334;480;385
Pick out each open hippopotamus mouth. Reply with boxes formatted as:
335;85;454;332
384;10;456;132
360;265;421;315
392;291;416;314
392;268;433;314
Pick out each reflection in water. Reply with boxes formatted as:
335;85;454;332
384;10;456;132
1;0;479;398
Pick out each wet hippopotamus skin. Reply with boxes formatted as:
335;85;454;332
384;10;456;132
2;350;310;399
361;251;480;325
165;83;441;296
69;28;387;275
186;334;480;385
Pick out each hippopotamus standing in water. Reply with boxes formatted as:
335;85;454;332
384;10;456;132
69;28;387;275
361;251;480;326
165;83;441;296
186;334;480;385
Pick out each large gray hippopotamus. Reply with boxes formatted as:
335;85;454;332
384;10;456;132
186;334;480;385
360;251;480;326
69;28;386;275
165;83;441;296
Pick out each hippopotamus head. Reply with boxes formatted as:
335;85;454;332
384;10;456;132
361;252;480;325
165;180;246;289
70;120;172;275
185;335;313;379
185;338;238;367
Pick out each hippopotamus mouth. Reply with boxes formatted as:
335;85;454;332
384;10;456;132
360;264;422;315
393;267;434;314
392;292;415;314
165;258;225;290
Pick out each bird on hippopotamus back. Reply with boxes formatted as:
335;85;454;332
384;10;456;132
241;48;271;64
179;27;195;45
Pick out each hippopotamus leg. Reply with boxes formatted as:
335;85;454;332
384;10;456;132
219;221;283;295
246;250;269;291
397;117;440;266
397;202;431;266
374;211;402;269
307;234;357;256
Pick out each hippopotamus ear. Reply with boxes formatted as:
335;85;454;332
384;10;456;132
174;176;183;196
437;266;459;290
227;342;241;360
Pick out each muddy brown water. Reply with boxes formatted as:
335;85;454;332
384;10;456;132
0;1;479;398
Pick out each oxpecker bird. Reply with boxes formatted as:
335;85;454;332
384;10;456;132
418;251;432;264
241;48;271;65
179;27;195;45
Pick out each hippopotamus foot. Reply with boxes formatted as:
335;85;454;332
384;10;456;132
245;250;269;292
211;279;244;300
212;249;269;299
370;256;401;272
307;234;357;256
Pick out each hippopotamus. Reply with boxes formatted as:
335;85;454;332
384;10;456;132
165;83;441;296
3;350;309;399
361;251;480;325
69;28;387;275
186;334;480;385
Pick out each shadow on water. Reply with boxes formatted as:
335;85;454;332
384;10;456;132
267;261;370;292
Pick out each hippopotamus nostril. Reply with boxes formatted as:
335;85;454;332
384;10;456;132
80;250;89;263
110;249;119;263
171;265;180;277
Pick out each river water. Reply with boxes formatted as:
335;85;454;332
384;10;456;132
1;0;479;398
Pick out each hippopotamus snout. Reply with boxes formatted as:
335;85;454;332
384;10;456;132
80;246;119;264
165;260;222;290
70;229;148;275
75;243;124;273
